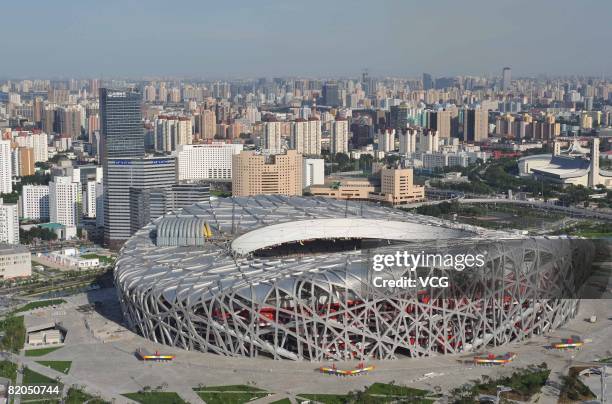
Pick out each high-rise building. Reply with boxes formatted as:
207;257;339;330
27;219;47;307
418;129;439;153
290;117;321;155
20;185;50;221
377;129;395;152
58;105;83;139
423;73;434;91
87;114;100;142
84;180;99;218
389;103;411;131
502;67;511;91
0;140;12;194
322;81;341;107
331;118;349;154
17;147;35;176
0;199;19;245
104;157;176;248
428;110;452;138
176;143;243;181
232;150;303;197
463;108;488;143
263;120;282;153
154;115;192;152
198;109;217;140
129;183;211;231
398;128;417;155
49;176;81;230
14;132;48;162
99;88;144;160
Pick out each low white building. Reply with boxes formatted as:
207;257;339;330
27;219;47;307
46;248;99;269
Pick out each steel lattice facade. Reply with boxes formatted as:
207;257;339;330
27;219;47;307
115;196;594;361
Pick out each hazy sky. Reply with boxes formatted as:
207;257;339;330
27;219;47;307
2;0;611;78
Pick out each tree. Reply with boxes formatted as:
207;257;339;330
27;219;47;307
359;154;373;172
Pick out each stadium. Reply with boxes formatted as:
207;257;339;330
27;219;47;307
115;195;594;361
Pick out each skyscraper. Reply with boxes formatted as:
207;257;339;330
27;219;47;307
49;176;81;232
100;88;167;248
99;88;144;160
423;73;434;91
263;120;282;153
290;117;321;155
0;140;12;194
390;103;411;131
198;109;216;140
322;81;341;107
502;67;511;91
104;157;176;247
463;108;489;143
331;118;349;154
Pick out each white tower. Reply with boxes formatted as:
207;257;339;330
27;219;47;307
588;137;600;188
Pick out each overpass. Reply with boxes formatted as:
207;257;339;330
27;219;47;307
407;189;612;221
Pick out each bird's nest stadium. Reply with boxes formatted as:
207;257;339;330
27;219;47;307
115;196;595;361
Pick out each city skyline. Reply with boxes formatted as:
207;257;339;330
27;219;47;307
1;0;611;78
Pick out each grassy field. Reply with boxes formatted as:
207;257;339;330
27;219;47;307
193;385;268;403
36;360;71;374
296;393;350;404
450;364;550;402
25;346;63;357
13;299;66;313
65;387;109;404
123;392;187;404
0;315;25;352
21;367;62;402
298;384;433;404
0;360;18;383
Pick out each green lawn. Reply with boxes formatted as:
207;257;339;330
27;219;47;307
195;392;268;403
23;367;60;385
195;385;265;392
298;383;432;404
25;346;63;357
270;399;292;404
122;392;187;404
0;315;25;352
450;364;550;402
65;387;110;404
36;360;72;374
364;382;429;398
0;360;18;383
296;393;350;404
13;299;66;313
193;385;268;403
21;367;62;402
